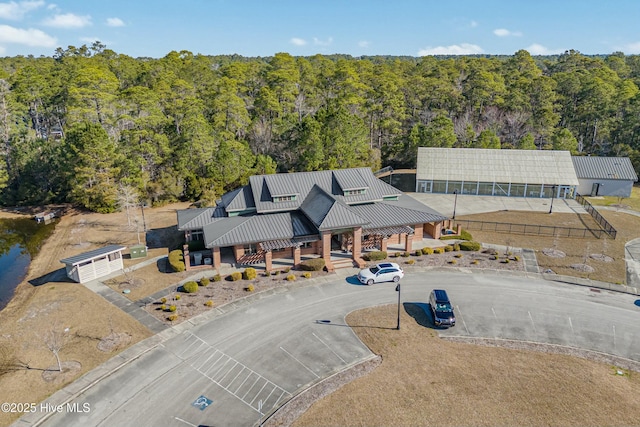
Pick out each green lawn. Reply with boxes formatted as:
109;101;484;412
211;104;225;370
586;185;640;212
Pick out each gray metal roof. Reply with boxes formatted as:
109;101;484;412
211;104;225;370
220;186;256;212
351;196;447;230
263;174;300;197
333;168;369;191
60;245;126;266
177;207;225;230
417;148;579;185
299;185;369;230
571;156;638;181
205;212;317;247
248;168;402;213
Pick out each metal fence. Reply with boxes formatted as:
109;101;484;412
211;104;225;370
454;219;610;239
575;194;617;239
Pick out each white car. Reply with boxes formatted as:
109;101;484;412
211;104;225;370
358;262;404;285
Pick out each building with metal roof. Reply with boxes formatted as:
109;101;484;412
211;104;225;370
176;168;448;272
60;245;126;283
572;156;638;197
416;148;579;198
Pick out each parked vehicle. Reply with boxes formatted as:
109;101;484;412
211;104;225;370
358;262;404;285
429;289;456;327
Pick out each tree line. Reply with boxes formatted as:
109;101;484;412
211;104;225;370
0;43;639;212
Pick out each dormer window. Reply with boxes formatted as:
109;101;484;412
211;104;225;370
273;194;297;202
343;188;367;196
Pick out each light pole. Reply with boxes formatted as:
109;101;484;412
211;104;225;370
452;189;458;219
395;283;401;330
548;185;556;214
140;202;147;231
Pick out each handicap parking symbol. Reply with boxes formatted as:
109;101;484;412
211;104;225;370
192;395;213;411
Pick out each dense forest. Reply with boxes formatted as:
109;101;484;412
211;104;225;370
0;44;639;212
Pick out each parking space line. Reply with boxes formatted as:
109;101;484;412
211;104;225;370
312;332;347;364
241;377;261;400
491;307;497;319
218;361;239;383
249;382;269;406
280;346;319;378
194;349;218;371
568;316;575;334
528;311;537;333
455;305;470;334
226;366;247;389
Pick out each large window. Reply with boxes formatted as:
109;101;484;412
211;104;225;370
462;181;478;195
447;181;463;194
477;182;494;195
243;244;258;255
432;180;447;193
526;184;542;198
510;184;526;197
108;252;121;262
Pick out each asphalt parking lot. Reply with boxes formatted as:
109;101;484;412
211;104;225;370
32;270;640;427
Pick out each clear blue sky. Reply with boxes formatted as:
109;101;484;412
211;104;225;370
1;0;640;58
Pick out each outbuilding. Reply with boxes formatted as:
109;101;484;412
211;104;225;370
60;245;126;283
416;147;579;198
571;156;638;197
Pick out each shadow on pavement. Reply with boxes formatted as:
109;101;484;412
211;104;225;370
404;301;433;328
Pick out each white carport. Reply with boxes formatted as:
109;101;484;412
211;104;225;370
60;245;126;283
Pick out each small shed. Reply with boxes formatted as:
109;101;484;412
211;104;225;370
60;245;126;283
572;156;638;197
129;244;148;259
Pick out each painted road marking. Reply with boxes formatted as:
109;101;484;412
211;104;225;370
528;311;537;333
280;346;320;378
455;305;470;334
312;332;347;364
185;340;291;414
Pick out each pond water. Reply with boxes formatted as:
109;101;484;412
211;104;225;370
0;217;57;310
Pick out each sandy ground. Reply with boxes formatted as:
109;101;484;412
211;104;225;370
292;305;640;427
0;202;189;427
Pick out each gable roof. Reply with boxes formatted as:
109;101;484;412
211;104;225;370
60;245;126;266
571;156;638;181
248;167;402;213
177;207;226;230
300;185;369;231
417;148;579;185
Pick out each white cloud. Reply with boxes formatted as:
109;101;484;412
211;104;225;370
418;43;483;55
621;42;640;54
358;40;370;48
106;17;124;27
494;28;522;37
290;37;306;46
525;43;564;55
0;0;45;20
470;20;478;28
313;37;333;46
42;13;91;28
0;24;56;46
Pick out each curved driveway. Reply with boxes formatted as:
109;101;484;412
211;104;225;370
36;271;640;427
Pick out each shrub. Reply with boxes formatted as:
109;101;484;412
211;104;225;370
199;277;210;286
169;305;177;312
502;258;510;264
444;245;454;252
299;258;325;271
212;274;222;282
421;247;434;255
263;271;270;277
442;229;473;241
230;272;242;281
513;255;520;261
286;274;296;281
483;247;498;255
434;247;444;254
390;252;399;258
405;259;415;265
243;267;257;280
414;250;422;256
273;270;280;275
160;304;166;311
454;253;462;258
160;297;167;304
284;267;291;273
183;281;199;293
168;314;178;322
449;259;457;265
460;241;481;251
175;295;181;300
490;255;497;260
168;249;185;272
453;243;460;251
471;260;479;265
363;251;387;261
245;284;255;292
402;251;410;257
302;272;312;279
205;300;214;307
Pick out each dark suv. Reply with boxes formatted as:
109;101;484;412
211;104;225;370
429;289;456;327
